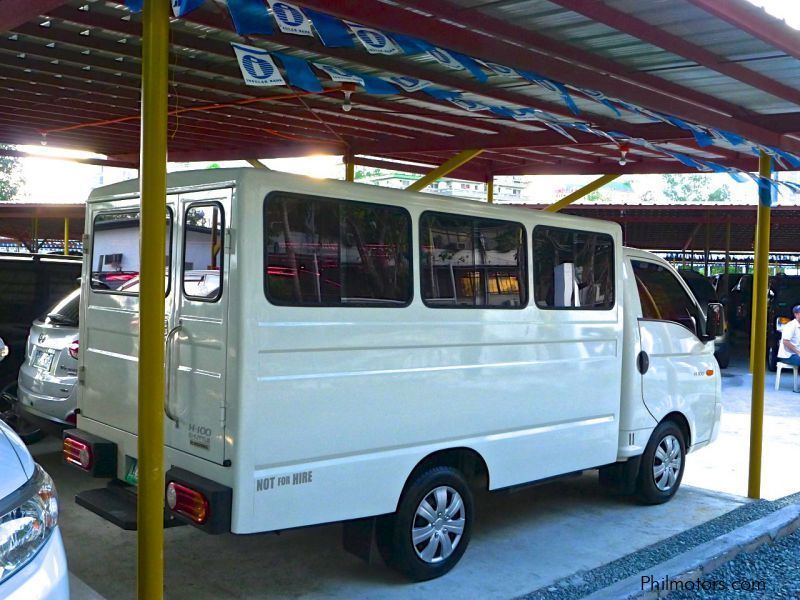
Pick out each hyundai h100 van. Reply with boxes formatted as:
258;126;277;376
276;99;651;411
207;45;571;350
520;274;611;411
64;169;722;581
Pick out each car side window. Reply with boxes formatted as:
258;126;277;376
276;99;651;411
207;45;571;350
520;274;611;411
183;203;224;302
632;260;702;335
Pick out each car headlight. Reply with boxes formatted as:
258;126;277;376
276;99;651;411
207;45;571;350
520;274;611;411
0;466;58;584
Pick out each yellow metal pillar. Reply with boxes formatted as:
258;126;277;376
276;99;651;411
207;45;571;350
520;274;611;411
486;176;494;204
723;219;731;296
748;151;772;500
405;149;483;192
345;152;355;182
137;1;169;598
544;174;621;212
247;158;268;169
63;218;69;256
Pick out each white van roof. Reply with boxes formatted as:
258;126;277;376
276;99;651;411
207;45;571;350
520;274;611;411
88;167;621;236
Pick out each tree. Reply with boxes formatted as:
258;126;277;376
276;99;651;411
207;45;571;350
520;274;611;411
662;173;728;203
0;145;23;202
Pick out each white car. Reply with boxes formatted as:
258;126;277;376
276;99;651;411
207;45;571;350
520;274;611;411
0;338;68;599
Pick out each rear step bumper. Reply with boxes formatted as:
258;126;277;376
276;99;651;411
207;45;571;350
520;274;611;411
76;480;185;531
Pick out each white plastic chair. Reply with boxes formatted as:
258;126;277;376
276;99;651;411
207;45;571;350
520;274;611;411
775;361;799;392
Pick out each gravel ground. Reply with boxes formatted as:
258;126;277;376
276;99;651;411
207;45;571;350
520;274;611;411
519;491;800;600
668;529;800;599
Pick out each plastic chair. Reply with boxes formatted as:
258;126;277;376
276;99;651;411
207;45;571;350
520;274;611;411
775;361;799;392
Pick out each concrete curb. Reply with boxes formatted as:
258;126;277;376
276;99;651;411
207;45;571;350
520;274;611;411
584;503;800;600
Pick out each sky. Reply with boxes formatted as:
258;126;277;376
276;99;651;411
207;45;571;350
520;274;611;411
10;0;799;205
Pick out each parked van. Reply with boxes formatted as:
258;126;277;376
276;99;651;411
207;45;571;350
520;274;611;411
65;169;722;581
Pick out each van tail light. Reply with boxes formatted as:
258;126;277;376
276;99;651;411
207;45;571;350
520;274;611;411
166;482;208;524
62;430;116;477
164;468;231;534
64;437;92;470
68;339;79;360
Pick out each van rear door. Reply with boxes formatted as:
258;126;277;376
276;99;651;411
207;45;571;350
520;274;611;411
631;259;717;440
164;190;232;465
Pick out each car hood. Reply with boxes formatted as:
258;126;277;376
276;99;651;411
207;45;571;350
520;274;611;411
0;419;35;498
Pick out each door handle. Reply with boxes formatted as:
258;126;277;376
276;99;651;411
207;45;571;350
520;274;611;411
637;350;649;375
164;320;183;424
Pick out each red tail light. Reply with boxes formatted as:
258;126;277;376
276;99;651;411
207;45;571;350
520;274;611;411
166;482;209;524
63;436;92;470
68;339;79;360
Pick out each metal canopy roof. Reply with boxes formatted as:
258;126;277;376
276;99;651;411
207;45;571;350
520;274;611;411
1;0;799;180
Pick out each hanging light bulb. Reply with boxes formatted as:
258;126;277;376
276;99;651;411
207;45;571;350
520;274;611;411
40;133;48;146
618;143;630;166
342;89;352;112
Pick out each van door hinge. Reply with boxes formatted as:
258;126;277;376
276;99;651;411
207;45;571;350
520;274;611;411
220;404;226;428
82;234;90;246
78;366;86;385
224;228;234;253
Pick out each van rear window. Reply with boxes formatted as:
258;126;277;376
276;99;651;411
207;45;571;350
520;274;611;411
264;193;412;307
91;209;173;295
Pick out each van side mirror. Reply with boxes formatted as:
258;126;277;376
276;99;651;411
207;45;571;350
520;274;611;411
705;303;724;339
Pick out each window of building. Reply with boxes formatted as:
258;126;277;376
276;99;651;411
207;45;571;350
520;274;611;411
182;203;223;302
264;193;412;306
90;208;173;295
532;226;614;309
420;212;527;308
631;260;702;335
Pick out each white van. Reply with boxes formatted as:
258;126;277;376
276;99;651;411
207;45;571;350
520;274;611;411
65;169;722;581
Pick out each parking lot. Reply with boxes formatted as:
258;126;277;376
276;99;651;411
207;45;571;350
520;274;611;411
25;344;797;599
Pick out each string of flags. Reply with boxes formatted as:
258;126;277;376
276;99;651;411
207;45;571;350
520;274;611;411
123;0;800;202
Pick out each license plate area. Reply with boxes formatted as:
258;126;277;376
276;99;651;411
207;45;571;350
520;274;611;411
31;347;55;371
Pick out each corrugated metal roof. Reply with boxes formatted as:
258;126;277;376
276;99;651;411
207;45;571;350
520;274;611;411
0;0;797;178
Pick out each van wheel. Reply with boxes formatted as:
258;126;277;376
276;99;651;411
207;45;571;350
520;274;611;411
636;421;686;505
378;467;473;581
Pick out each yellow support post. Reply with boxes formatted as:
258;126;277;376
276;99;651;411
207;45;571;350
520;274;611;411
345;152;355;182
405;149;483;192
486;176;494;204
137;1;169;598
247;158;268;169
63;218;69;256
544;174;621;212
747;151;772;500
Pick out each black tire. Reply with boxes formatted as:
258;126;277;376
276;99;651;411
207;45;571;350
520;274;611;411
767;344;778;372
378;466;473;581
636;421;686;505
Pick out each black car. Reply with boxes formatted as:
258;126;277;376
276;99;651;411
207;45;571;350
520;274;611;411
766;275;800;371
677;269;730;368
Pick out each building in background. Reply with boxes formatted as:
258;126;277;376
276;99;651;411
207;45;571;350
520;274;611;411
360;172;525;202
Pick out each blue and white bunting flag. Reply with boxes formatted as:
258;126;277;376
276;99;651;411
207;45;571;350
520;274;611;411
172;0;204;18
346;22;402;55
313;63;362;85
477;60;518;77
268;1;313;36
228;0;273;35
382;75;430;92
273;52;322;92
124;0;142;12
426;47;465;71
231;43;286;87
304;9;354;47
448;97;490;112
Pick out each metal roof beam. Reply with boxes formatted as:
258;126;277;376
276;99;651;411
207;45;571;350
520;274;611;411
549;0;800;107
686;0;800;62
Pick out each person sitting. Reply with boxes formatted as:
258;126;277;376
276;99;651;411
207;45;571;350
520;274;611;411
777;304;800;368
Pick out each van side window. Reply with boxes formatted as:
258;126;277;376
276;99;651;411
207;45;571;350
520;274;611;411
419;212;527;308
91;209;173;295
183;204;224;302
264;193;412;306
532;226;614;309
631;260;702;335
